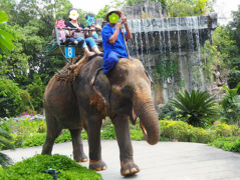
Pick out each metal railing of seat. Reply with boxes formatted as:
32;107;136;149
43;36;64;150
47;26;102;57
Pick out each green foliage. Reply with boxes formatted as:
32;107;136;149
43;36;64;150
167;0;213;17
203;26;238;74
171;90;217;127
0;10;15;57
101;124;116;139
229;5;240;51
158;102;179;120
2;116;240;154
210;123;240;137
0;78;30;117
0;127;14;166
26;75;45;112
125;0;167;8
221;83;240;125
210;137;240;152
160;120;240;144
227;70;240;91
96;5;110;19
0;154;103;180
153;59;179;82
0;117;46;148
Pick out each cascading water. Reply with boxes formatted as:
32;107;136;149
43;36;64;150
122;2;217;105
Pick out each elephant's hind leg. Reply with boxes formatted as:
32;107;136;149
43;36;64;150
70;128;88;162
41;117;62;155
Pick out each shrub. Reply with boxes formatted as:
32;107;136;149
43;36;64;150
160;120;191;141
0;78;30;117
159;120;240;144
210;123;240;137
227;70;240;92
189;127;216;143
0;154;103;180
171;90;217;127
158;102;179;120
221;83;240;125
101;124;116;139
210;137;240;152
7;118;47;148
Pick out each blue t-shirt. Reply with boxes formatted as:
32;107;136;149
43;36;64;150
101;24;128;61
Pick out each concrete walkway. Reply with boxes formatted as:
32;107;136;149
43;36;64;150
2;140;240;180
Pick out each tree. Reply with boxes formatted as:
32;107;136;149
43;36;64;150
0;10;15;58
229;5;240;51
167;0;214;17
96;5;111;19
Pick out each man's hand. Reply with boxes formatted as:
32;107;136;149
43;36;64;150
116;22;122;29
121;14;127;25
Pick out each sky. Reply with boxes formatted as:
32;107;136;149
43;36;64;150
70;0;113;14
70;0;240;24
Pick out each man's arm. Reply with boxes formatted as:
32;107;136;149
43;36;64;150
108;22;122;44
121;14;132;40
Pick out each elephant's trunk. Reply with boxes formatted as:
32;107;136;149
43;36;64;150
133;91;160;145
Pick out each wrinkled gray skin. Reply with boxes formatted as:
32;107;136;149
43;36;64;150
42;56;160;176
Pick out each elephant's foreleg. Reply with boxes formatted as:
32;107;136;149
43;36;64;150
70;128;88;162
42;117;62;155
113;115;140;176
88;119;107;171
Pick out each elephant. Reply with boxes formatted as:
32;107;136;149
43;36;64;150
41;55;160;176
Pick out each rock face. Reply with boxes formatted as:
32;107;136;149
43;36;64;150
120;3;218;104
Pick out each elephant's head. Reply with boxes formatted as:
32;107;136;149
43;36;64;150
92;58;160;145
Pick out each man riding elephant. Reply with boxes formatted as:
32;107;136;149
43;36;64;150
101;9;132;74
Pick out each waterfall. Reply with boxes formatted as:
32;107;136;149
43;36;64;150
124;3;217;104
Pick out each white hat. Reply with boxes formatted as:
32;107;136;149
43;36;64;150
69;9;79;20
105;9;122;22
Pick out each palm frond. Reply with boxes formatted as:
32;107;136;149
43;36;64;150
171;89;217;127
0;152;13;167
0;137;14;149
0;128;13;140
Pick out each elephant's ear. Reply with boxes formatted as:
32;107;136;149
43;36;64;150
90;68;111;106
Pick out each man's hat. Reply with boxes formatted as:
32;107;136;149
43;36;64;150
105;9;122;22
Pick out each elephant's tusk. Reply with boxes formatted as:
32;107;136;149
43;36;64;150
131;108;137;125
140;121;148;141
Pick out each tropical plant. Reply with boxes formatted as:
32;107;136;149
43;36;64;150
0;10;15;58
0;128;14;166
171;89;217;127
221;82;240;126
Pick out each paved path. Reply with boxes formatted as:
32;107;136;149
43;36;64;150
2;141;240;180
